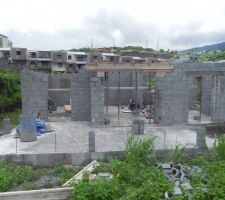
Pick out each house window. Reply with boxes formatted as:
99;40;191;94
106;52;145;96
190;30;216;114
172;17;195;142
16;51;21;56
68;55;72;60
57;54;62;59
58;63;63;68
30;52;36;58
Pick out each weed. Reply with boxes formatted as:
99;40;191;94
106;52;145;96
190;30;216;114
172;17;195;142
125;136;155;166
213;135;225;161
162;145;185;163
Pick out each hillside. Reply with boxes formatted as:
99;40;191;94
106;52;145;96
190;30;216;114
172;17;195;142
183;41;225;53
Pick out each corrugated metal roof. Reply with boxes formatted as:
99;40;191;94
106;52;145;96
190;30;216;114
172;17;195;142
67;52;87;55
102;53;119;56
0;34;8;38
0;48;10;51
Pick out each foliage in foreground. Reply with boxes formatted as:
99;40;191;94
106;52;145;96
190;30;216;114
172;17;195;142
0;69;21;108
0;162;78;192
72;137;172;200
0;162;38;192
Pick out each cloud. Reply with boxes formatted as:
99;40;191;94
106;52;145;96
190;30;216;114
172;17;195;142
2;6;225;50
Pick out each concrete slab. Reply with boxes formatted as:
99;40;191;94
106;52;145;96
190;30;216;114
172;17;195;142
0;121;215;155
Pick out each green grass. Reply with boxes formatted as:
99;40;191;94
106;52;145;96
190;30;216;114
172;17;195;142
0;162;79;192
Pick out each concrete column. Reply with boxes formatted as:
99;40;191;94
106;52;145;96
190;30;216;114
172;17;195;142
3;118;11;134
71;71;91;121
88;131;95;152
196;127;206;149
21;70;48;120
90;76;104;125
20;114;37;142
132;118;145;135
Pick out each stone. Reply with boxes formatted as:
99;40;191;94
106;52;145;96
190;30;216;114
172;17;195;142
180;183;192;191
97;172;113;179
173;186;182;195
161;164;171;169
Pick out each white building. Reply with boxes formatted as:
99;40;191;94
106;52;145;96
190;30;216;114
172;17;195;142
0;34;13;48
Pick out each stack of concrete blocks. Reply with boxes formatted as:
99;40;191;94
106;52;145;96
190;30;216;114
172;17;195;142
48;74;73;106
71;71;91;121
201;76;213;115
90;76;105;125
132;72;145;108
155;64;189;124
132;118;145;135
21;70;48;120
212;76;225;122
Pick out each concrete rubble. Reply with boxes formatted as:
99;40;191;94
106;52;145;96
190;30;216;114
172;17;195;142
158;162;206;198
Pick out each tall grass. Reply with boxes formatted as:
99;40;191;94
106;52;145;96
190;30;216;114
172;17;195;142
162;145;186;163
125;136;155;166
213;135;225;161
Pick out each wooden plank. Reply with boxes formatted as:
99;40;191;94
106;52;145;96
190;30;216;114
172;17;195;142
85;65;173;72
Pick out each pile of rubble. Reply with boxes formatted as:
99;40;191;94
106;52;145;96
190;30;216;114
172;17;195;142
157;162;206;197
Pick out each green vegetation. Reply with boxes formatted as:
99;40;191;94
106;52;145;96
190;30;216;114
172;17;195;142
69;46;178;56
146;78;156;87
0;69;21;111
0;70;21;133
0;162;38;192
0;162;79;192
162;145;186;164
197;50;225;62
71;137;172;200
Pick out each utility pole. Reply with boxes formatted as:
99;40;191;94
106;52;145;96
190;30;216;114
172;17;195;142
90;38;93;62
157;37;159;52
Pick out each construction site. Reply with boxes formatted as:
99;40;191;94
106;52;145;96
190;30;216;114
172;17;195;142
0;61;225;199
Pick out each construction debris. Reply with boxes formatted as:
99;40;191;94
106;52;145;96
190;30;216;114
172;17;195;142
158;162;206;197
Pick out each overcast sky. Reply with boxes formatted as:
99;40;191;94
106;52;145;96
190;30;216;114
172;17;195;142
1;0;225;50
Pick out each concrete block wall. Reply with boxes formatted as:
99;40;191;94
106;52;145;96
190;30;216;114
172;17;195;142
48;74;73;89
90;77;105;125
71;71;91;121
48;74;73;106
106;72;146;106
212;76;225;122
155;65;189;124
106;72;133;105
48;91;70;106
201;76;213;115
21;70;48;120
